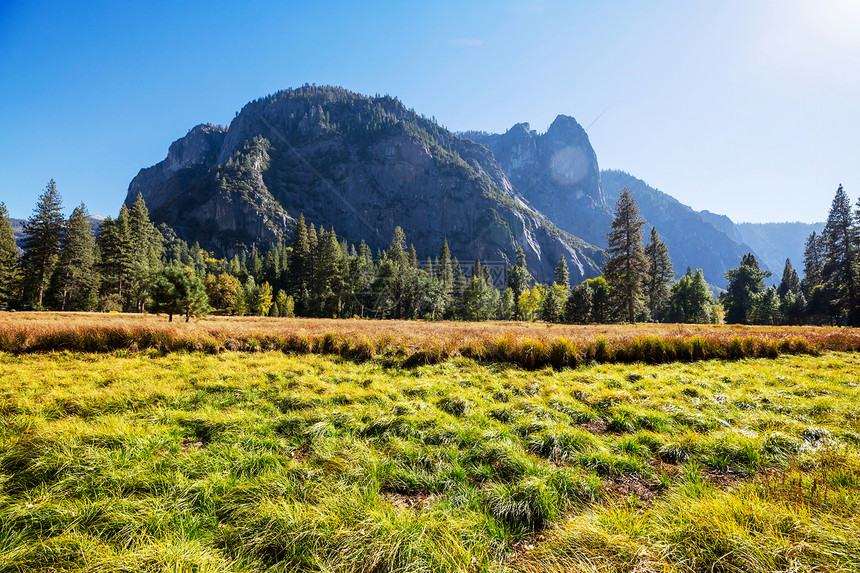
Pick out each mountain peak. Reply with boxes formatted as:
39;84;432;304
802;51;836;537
125;86;604;283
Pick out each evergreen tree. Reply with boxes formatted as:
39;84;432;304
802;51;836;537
506;247;532;320
388;226;407;266
0;203;21;308
53;204;97;311
821;185;858;324
565;283;593;323
722;253;770;324
644;226;674;321
749;286;781;325
151;266;209;322
407;244;418;269
603;189;648;322
437;238;454;298
802;231;824;295
20;179;64;307
289;215;311;313
777;259;802;300
542;283;567;323
553;255;569;291
307;224;318;292
313;229;344;316
96;205;132;308
780;291;806;325
451;257;467;318
668;268;712;323
127;193;163;312
585;277;611;323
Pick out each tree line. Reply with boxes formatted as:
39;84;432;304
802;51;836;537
0;180;852;326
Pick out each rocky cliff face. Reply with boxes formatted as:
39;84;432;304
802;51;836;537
463;116;612;248
126;86;603;284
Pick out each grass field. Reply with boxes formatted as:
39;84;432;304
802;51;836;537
1;319;859;571
3;313;860;368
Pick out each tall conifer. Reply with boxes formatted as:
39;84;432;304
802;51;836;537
554;255;569;291
0;203;20;307
821;185;858;324
21;179;64;307
603;188;648;322
644;226;674;321
506;247;532;320
802;231;824;294
53;203;97;310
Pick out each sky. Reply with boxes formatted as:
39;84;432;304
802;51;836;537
1;0;858;223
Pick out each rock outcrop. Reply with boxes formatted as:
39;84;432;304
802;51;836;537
463;116;612;248
126;86;603;284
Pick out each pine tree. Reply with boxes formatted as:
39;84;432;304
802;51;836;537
668;268;712;323
151;266;209;322
437;238;454;292
407;244;418;269
722;253;770;324
506;247;532;320
821;184;858;324
603;189;648;322
0;202;21;307
451;257;467;318
565;283;592;323
127;193;163;312
542;283;567;323
313;229;344;316
554;255;569;291
643;226;674;321
21;180;65;307
802;231;824;295
53;204;97;310
777;259;801;300
289;215;311;313
388;227;406;266
96;205;133;309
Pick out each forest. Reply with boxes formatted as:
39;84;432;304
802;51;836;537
0;180;856;326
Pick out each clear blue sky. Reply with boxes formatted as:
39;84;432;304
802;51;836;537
2;0;858;223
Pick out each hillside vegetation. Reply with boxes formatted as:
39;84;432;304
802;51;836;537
1;347;859;572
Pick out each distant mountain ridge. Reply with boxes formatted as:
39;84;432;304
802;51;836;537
10;216;104;254
599;170;758;288
735;222;824;280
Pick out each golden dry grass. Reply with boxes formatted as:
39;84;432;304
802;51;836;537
2;312;859;367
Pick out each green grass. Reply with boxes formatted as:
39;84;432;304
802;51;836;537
1;350;859;571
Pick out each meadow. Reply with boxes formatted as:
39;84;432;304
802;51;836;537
3;312;860;368
1;314;859;572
